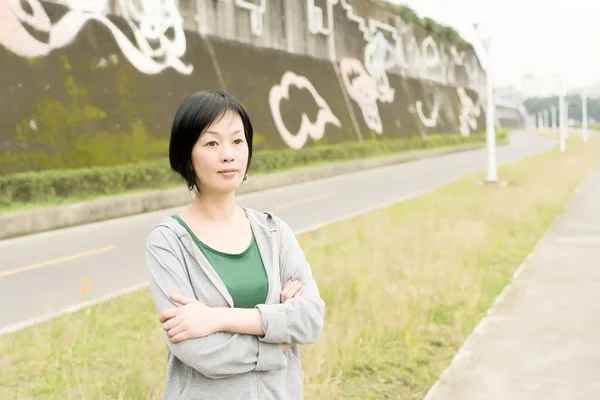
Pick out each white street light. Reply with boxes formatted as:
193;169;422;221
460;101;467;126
559;94;567;153
565;100;570;138
473;23;498;183
551;106;557;134
555;75;567;153
582;90;588;143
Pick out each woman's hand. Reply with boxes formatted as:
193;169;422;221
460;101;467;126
280;278;303;303
160;294;222;343
282;343;293;352
161;281;303;346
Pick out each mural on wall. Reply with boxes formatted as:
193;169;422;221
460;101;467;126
307;0;482;90
324;0;485;138
457;87;482;136
0;0;192;74
404;79;442;135
219;0;485;142
307;0;335;36
331;1;398;136
269;71;342;149
208;36;358;151
415;97;440;129
339;57;384;135
364;31;396;106
231;0;266;37
0;0;499;174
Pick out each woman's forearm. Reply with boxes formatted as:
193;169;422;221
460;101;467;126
217;308;293;350
218;307;265;336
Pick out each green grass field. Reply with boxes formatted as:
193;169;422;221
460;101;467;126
1;137;598;399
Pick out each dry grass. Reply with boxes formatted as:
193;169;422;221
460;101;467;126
523;128;583;140
1;137;599;400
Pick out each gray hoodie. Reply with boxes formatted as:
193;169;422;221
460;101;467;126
146;207;326;400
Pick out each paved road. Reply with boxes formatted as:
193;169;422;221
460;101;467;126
424;159;600;400
0;132;557;335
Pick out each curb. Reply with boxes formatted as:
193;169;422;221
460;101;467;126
0;141;505;240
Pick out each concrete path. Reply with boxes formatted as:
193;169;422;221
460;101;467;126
0;132;556;335
424;161;600;399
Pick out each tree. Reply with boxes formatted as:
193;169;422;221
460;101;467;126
524;96;600;123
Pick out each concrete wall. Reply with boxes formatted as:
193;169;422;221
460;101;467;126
0;0;501;175
178;0;485;92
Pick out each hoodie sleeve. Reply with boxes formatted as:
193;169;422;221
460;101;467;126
255;217;326;345
146;226;287;379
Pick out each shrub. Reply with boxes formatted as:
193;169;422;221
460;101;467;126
0;131;507;207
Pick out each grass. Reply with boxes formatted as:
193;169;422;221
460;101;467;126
525;129;594;140
1;137;599;399
574;122;600;130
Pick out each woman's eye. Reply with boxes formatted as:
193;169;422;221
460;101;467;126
234;139;244;144
206;141;218;147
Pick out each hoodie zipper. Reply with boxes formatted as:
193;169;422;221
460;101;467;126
254;372;261;399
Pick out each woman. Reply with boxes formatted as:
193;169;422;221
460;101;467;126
145;89;326;400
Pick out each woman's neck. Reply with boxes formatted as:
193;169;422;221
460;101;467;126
189;191;240;223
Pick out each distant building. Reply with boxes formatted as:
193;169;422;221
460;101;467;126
495;86;526;129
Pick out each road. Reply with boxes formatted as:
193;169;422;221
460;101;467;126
0;132;557;335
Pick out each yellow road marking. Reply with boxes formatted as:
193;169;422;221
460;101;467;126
0;245;117;278
275;193;334;210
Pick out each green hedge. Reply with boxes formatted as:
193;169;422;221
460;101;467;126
0;131;507;207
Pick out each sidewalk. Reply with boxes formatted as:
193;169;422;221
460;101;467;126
424;162;600;400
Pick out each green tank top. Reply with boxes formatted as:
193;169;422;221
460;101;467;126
172;215;269;308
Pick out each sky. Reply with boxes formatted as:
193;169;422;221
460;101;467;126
387;0;600;96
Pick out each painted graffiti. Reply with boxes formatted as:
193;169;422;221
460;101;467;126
337;0;405;71
269;71;342;149
415;99;440;128
329;0;486;134
0;0;192;75
329;0;482;90
457;87;482;136
0;0;493;155
332;1;401;135
231;0;266;37
0;0;486;88
364;31;396;103
307;0;334;36
340;57;385;134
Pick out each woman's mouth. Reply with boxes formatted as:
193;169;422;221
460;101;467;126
218;169;238;178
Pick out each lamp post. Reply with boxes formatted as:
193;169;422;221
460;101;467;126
582;90;588;143
473;23;498;183
559;92;567;153
554;75;567;153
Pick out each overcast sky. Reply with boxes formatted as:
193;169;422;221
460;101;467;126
387;0;600;94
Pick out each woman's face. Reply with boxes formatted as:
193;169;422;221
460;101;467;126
190;110;249;195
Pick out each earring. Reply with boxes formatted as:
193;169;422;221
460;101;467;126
188;167;196;190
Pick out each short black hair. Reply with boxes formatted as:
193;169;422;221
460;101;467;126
169;89;254;191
